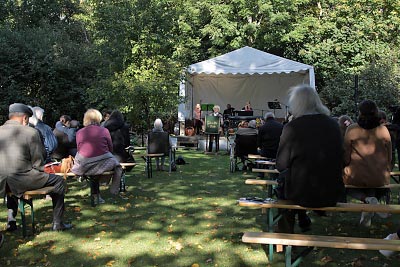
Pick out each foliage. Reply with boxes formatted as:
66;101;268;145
0;0;96;125
1;0;400;126
321;58;400;118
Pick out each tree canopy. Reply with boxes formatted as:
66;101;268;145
1;0;399;127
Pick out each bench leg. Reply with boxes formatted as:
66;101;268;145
18;199;33;237
88;177;100;207
120;169;126;192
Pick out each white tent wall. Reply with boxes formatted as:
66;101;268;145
178;46;315;130
187;71;310;119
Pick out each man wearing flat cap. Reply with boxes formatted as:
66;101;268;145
0;103;72;232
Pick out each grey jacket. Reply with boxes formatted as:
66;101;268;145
0;120;49;197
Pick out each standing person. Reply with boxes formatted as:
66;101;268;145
276;85;345;233
31;106;58;163
257;112;283;159
207;105;223;152
72;109;122;204
193;104;203;135
0;103;71;231
343;100;392;227
103;110;131;163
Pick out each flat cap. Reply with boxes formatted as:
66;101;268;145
9;103;33;116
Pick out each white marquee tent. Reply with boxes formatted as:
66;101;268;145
178;46;315;122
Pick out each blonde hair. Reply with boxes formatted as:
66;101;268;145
213;105;220;112
83;108;102;126
288;84;330;118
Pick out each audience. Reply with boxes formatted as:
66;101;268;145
337;115;354;138
379;110;399;170
148;118;171;171
103;110;131;163
276;84;345;233
0;103;71;231
30;106;58;163
257;112;283;159
53;115;79;159
343;100;392;227
72;109;122;204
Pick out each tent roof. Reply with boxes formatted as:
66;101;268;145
187;46;313;75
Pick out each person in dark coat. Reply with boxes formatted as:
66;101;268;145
0;103;72;231
276;85;345;233
103;110;131;163
257;112;283;159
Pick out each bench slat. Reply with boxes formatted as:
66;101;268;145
24;186;55;196
238;199;400;213
242;232;400;251
245;179;400;188
54;171;114;177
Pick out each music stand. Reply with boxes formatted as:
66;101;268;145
267;101;281;115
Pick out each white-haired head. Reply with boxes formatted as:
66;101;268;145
154;118;163;130
264;112;275;120
32;106;44;121
288;84;330;118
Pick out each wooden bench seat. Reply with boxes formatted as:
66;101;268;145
17;186;55;237
242;232;400;267
246;178;400;189
238;199;400;213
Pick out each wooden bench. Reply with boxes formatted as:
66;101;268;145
58;162;135;206
245;178;400;202
239;198;400;263
17;186;55;237
242;232;400;267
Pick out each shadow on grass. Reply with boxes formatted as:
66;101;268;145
1;150;399;266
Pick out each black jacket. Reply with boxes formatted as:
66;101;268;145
104;117;130;163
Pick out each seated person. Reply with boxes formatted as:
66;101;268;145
72;109;122;204
343;100;392;227
235;120;258;170
52;115;79;159
223;104;235;119
0;103;72;231
148;118;171;171
257;112;283;159
242;101;253;111
103;110;131;163
276;85;344;233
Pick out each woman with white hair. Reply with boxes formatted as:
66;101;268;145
150;118;168;171
275;84;345;233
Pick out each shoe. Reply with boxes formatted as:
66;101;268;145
0;233;4;248
359;212;373;227
52;222;73;231
365;196;390;218
298;214;312;232
94;195;105;205
6;221;17;232
379;233;399;257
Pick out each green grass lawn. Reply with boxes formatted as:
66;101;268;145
1;150;399;267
